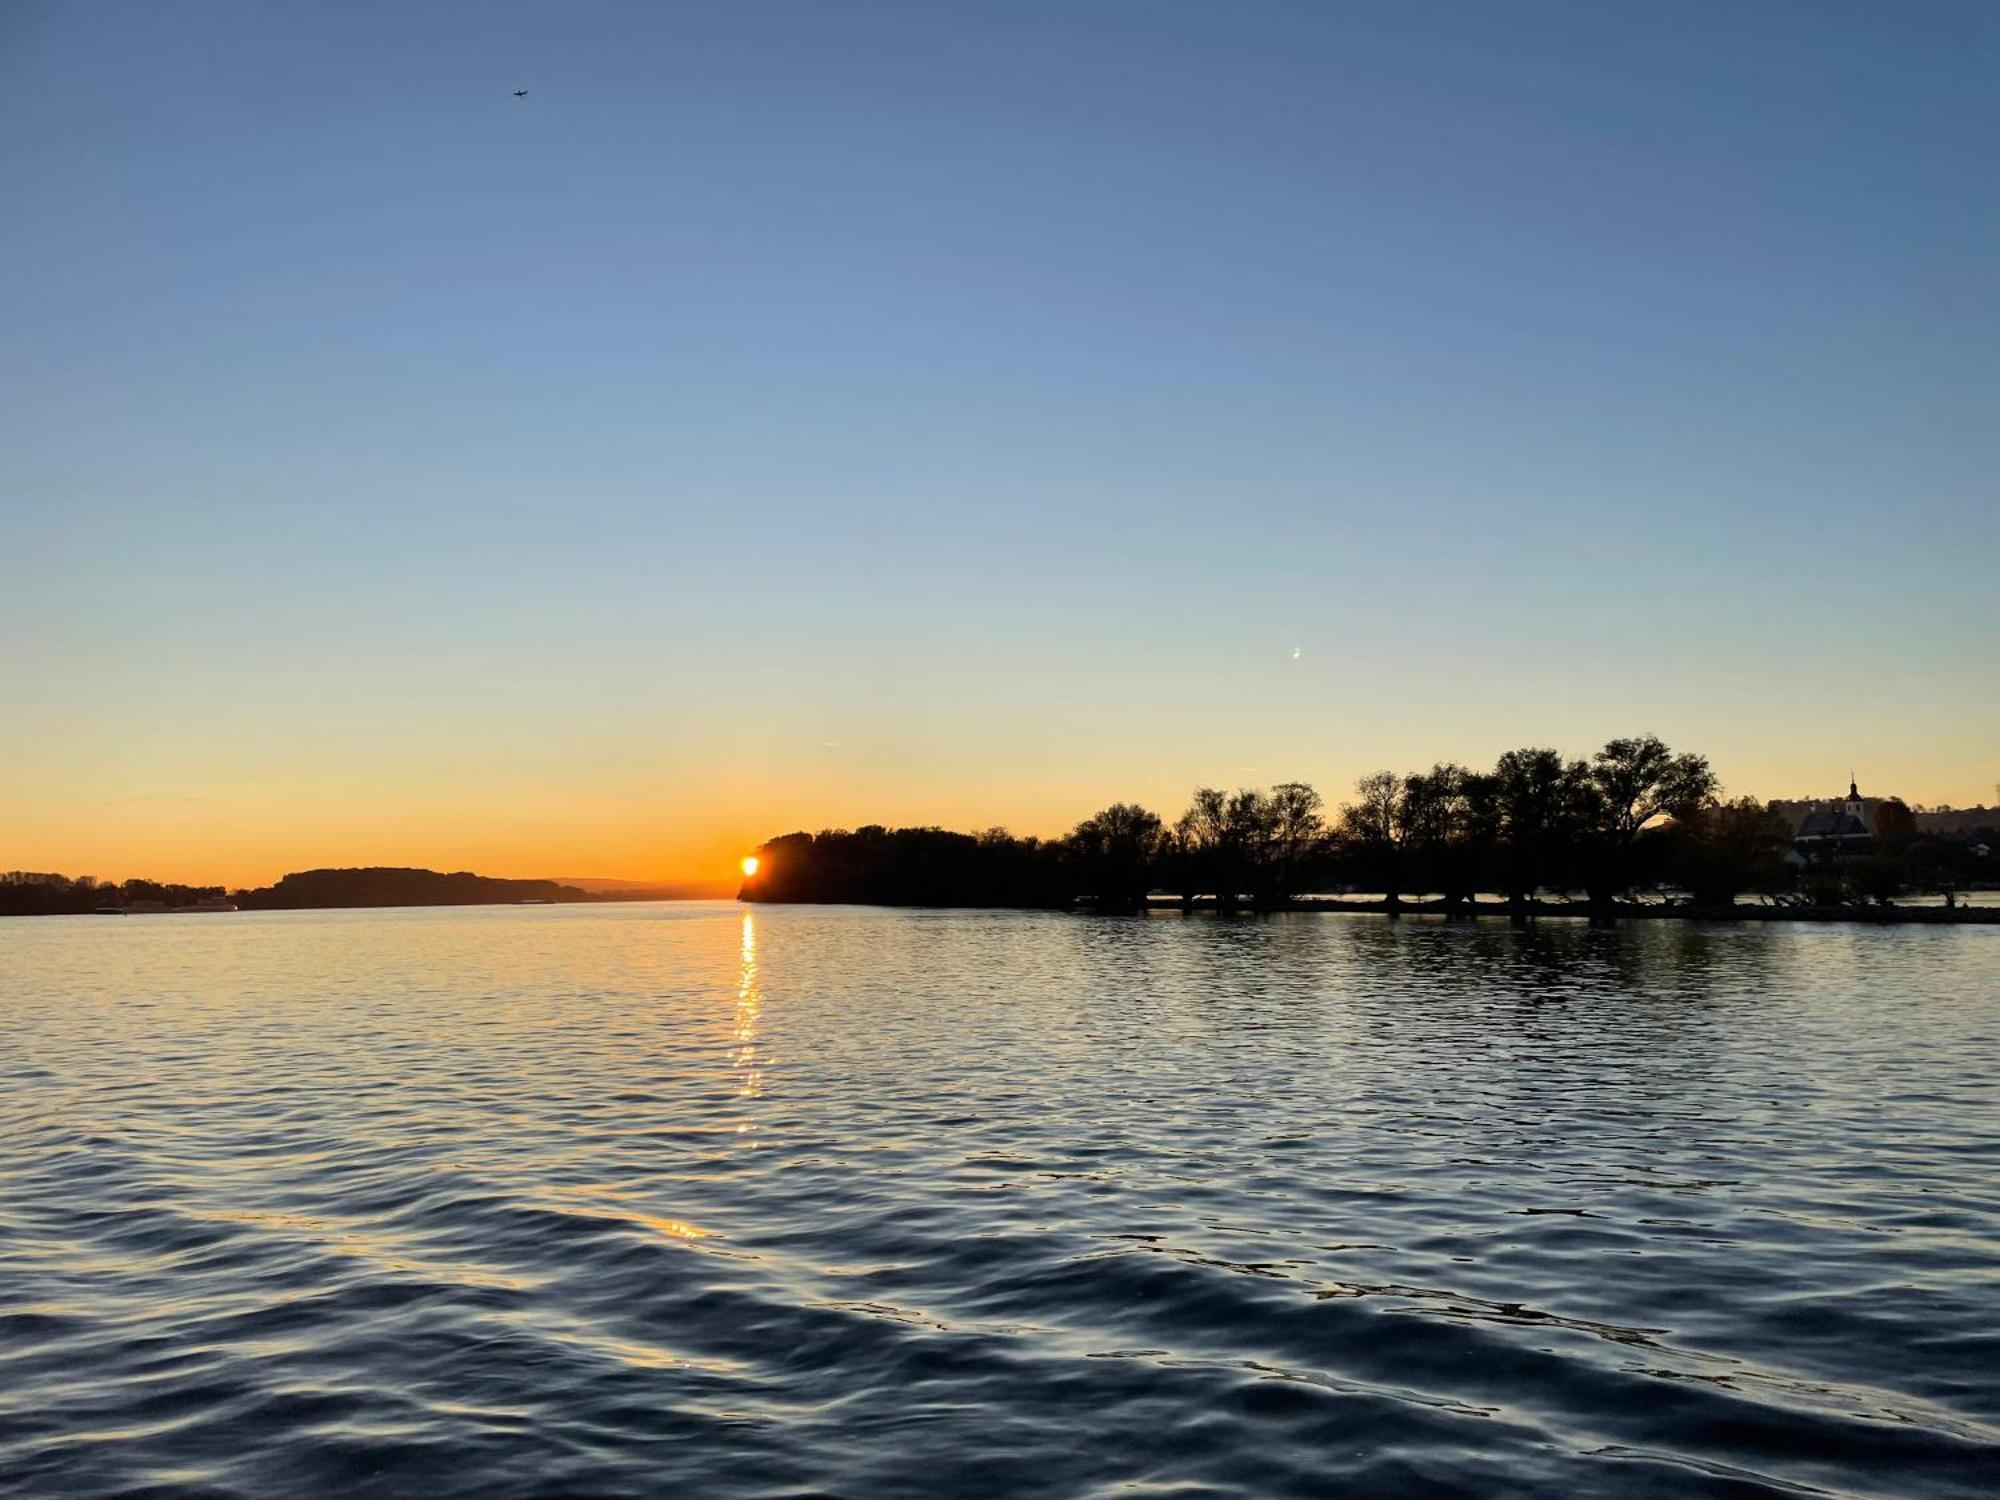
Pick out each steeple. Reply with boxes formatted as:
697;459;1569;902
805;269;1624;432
1849;773;1859;800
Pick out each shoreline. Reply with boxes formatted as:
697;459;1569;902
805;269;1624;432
1137;896;2000;925
7;895;1993;926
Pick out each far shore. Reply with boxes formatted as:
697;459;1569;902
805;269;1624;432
7;894;1995;925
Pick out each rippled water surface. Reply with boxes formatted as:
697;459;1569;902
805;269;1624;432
4;904;1998;1498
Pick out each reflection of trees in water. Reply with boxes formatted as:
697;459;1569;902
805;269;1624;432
1314;919;1795;1158
1212;918;1787;1129
1338;915;1776;1009
987;913;1792;1143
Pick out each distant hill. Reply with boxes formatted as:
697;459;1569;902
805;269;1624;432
235;868;588;910
1914;807;1999;837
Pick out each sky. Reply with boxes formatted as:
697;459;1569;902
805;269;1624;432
3;1;1995;887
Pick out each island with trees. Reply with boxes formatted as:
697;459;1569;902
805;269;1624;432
1;867;589;916
740;736;1998;923
233;868;589;910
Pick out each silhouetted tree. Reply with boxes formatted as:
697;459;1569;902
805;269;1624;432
1874;799;1917;848
1450;770;1504;912
1670;797;1793;906
1227;789;1280;908
1339;771;1409;914
1265;781;1325;908
1800;865;1847;907
1849;857;1905;907
1490;748;1593;923
1066;803;1165;912
1401;763;1475;914
742;827;1070;907
1156;823;1195;910
1175;787;1235;910
1582;736;1718;920
1165;784;1321;910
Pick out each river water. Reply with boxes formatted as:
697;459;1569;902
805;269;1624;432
3;903;1997;1497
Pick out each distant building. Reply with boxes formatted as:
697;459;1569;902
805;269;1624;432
1779;778;1877;865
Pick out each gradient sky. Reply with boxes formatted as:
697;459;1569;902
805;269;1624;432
4;1;1995;887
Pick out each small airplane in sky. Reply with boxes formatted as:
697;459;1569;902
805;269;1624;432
513;89;529;98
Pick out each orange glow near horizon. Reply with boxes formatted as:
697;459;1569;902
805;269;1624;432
4;739;1993;893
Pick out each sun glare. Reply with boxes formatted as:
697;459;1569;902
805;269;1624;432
740;855;760;878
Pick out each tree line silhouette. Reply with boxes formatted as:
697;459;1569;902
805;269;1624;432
741;735;1980;918
0;867;589;915
5;740;1986;921
0;872;229;916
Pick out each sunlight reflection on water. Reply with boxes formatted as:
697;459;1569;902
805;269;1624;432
734;911;764;1111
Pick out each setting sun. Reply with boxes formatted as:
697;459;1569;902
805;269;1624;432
740;856;760;878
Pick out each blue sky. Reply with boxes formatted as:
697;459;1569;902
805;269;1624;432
3;1;1994;882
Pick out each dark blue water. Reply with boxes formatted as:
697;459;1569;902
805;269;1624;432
3;904;1997;1497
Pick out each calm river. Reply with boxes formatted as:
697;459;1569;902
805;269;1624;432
3;904;1997;1497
